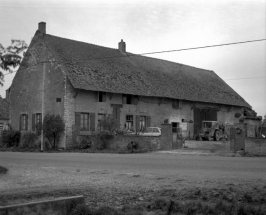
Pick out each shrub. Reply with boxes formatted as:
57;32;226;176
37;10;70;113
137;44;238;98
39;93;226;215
127;141;139;153
73;136;92;150
21;132;38;148
1;130;21;147
95;131;114;150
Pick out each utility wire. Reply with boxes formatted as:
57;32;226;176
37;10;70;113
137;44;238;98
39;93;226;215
225;76;266;81
1;38;266;77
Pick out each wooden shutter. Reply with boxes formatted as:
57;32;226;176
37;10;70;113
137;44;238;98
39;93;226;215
26;114;28;131
75;112;81;126
147;116;151;127
32;114;35;131
135;115;140;132
19;114;22;131
90;113;96;131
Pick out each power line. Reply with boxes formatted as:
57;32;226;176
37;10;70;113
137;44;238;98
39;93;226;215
225;76;266;81
1;38;265;77
138;39;266;56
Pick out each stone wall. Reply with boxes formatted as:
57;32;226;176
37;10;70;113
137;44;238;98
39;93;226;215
245;138;266;156
74;123;173;151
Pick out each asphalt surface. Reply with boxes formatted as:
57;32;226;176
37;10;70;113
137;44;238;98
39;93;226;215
1;152;266;180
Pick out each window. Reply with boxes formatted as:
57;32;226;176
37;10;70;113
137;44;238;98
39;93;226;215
80;113;90;131
139;116;146;131
122;94;132;104
98;92;106;102
172;99;182;109
98;114;106;131
125;115;133;130
136;115;151;132
36;113;42;124
56;98;61;103
32;113;42;131
20;114;28;131
75;112;96;132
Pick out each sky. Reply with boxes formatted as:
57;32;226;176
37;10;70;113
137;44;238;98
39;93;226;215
0;0;265;116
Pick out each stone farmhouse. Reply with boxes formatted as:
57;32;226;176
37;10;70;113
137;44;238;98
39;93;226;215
8;22;251;148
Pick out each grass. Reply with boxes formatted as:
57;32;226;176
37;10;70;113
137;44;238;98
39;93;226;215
0;166;8;174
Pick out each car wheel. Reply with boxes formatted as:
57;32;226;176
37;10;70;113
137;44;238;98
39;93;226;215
214;131;219;141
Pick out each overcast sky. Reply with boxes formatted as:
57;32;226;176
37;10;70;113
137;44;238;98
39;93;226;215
0;0;265;116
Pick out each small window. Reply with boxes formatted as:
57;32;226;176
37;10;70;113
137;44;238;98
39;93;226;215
36;113;42;124
56;98;61;103
80;113;90;131
125;115;133;130
139;116;146;131
172;99;181;109
98;92;106;102
20;114;28;131
122;94;133;104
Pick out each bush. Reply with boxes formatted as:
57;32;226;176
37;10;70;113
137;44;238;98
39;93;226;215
127;141;139;153
95;131;114;150
73;136;92;150
1;130;21;147
21;132;38;148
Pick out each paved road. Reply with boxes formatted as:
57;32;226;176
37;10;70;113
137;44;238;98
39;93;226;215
1;152;266;180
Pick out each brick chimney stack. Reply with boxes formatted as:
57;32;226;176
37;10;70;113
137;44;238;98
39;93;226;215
38;22;46;34
118;39;126;53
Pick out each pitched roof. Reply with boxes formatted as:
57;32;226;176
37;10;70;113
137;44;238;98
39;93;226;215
0;97;10;120
35;33;250;107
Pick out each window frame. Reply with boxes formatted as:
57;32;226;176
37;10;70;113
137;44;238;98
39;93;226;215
125;115;133;130
80;112;90;131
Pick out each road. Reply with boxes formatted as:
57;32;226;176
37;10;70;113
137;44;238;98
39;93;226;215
1;152;266;180
1;152;266;207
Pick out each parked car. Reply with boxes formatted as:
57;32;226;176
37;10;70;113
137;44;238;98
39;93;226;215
138;127;161;136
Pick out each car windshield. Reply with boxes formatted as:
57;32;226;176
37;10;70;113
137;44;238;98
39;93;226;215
203;122;212;128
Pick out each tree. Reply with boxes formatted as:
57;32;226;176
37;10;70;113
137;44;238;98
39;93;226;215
0;40;28;86
41;114;65;149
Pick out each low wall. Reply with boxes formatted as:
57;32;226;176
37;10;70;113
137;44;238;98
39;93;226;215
73;124;173;151
245;138;266;156
185;140;230;151
0;195;84;215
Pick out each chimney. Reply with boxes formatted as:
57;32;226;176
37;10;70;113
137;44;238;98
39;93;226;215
38;22;46;34
118;39;126;53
